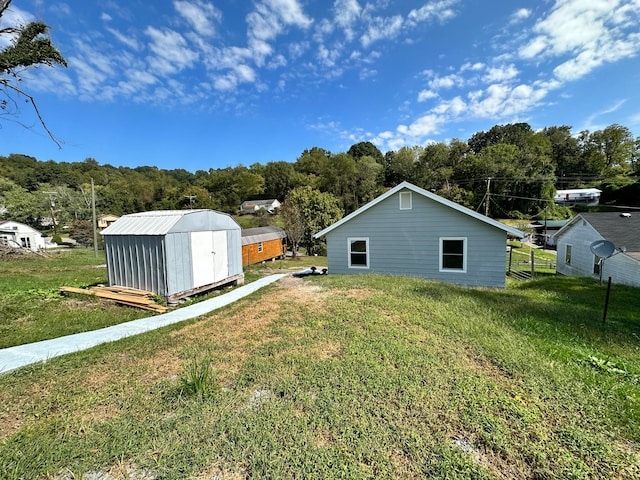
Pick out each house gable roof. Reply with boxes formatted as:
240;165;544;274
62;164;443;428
314;181;524;239
241;226;286;245
554;212;640;259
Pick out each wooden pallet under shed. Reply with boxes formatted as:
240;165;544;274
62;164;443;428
59;285;168;313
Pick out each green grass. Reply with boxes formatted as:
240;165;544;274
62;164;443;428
507;242;557;275
1;273;639;478
0;249;326;348
0;249;152;348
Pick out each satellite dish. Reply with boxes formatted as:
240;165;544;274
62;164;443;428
590;240;615;258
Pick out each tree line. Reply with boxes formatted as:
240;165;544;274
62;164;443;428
1;122;639;245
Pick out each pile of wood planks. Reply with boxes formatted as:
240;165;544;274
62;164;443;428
59;285;168;313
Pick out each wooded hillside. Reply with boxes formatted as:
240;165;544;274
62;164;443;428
1;122;638;236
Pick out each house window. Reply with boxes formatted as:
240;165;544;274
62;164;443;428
0;236;7;246
20;237;31;249
348;238;369;268
258;242;263;253
399;191;412;210
440;237;467;272
565;244;572;265
593;255;601;275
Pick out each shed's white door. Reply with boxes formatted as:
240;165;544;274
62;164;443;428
191;231;229;288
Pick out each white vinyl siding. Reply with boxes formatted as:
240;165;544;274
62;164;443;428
439;237;467;273
399;191;412;210
348;237;369;268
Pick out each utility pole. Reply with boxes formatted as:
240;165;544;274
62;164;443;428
184;194;196;208
43;191;58;235
92;178;98;258
484;177;491;217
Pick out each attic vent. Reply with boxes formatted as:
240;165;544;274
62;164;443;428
620;213;631;218
399;191;412;210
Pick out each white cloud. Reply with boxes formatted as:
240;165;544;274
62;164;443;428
174;0;222;37
460;62;485;71
510;8;531;23
428;73;464;90
106;27;141;50
482;64;518;83
360;15;404;47
145;26;199;76
334;0;361;41
407;0;459;25
519;0;640;81
246;0;312;66
417;89;438;102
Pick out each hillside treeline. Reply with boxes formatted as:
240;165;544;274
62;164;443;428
1;122;638;230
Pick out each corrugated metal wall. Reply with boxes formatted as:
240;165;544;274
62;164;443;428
103;210;244;299
105;235;168;296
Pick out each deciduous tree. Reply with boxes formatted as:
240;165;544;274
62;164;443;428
0;0;67;146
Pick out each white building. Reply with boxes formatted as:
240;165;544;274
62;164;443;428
553;212;640;287
0;220;46;251
553;188;601;207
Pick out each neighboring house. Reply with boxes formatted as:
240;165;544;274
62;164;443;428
553;212;640;287
553;188;601;207
314;181;524;288
101;209;244;302
240;199;281;214
98;214;120;230
0;220;46;251
529;219;569;248
241;226;287;266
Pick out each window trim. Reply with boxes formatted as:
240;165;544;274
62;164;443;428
565;244;572;265
348;237;370;269
399;191;412;210
439;237;467;273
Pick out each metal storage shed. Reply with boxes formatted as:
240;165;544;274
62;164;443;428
101;209;244;302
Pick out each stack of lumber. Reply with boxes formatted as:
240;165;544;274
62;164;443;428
59;285;168;313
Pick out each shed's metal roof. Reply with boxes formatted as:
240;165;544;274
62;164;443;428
101;209;238;236
241;226;286;245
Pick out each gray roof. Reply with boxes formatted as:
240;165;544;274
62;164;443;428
101;209;239;236
556;212;640;259
241;226;286;245
314;181;524;239
241;199;279;207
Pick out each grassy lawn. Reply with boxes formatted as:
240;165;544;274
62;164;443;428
0;249;152;348
0;249;326;348
507;242;557;276
1;271;639;478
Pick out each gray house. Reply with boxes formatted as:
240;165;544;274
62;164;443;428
101;209;243;302
314;182;524;288
553;212;640;287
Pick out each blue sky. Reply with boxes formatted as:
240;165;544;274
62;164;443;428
1;0;639;172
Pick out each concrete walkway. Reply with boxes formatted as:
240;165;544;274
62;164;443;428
0;273;287;375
